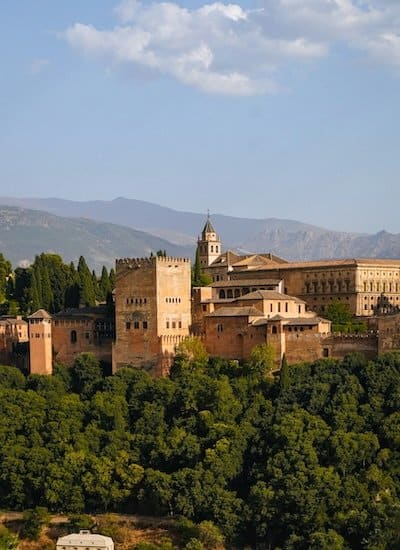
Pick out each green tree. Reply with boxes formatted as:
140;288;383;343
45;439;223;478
197;520;225;549
247;343;276;376
279;354;290;393
71;353;103;398
78;256;96;307
192;248;212;287
98;266;111;302
0;252;12;303
20;507;50;540
173;337;209;373
0;525;19;549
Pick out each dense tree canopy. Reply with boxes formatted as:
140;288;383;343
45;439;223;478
0;352;400;547
0;252;114;315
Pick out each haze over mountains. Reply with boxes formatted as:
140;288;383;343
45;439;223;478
0;196;399;270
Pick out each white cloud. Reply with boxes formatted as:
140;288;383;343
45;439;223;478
29;58;50;75
63;0;400;96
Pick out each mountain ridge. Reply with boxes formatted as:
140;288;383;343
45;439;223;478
0;197;399;268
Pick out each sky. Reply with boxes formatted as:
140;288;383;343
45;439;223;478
1;0;400;234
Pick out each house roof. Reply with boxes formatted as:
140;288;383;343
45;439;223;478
252;315;330;326
209;250;241;266
206;306;264;317
235;290;306;303
245;258;400;272
202;216;217;236
28;309;52;320
56;531;113;546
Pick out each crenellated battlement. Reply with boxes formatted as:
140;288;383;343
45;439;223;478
116;256;190;270
115;256;190;275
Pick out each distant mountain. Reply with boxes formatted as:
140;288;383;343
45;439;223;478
0;196;330;247
0;206;192;271
0;197;399;262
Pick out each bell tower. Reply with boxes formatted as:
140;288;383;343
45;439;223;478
197;214;221;268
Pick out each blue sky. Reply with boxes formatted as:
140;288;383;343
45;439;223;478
1;0;400;234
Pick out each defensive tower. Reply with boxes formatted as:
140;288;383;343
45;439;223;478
28;309;52;375
112;255;191;376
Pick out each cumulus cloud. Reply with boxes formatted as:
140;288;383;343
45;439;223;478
63;0;400;96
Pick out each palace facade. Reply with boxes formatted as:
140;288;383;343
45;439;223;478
199;218;400;317
14;216;400;376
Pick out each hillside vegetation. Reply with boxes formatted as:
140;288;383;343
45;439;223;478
1;350;400;548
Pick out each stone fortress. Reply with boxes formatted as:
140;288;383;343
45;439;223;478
4;216;400;375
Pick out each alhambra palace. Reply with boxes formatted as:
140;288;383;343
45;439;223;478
2;217;400;376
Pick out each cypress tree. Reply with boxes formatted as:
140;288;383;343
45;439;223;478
78;256;96;307
99;266;111;302
192;248;203;287
279;354;290;393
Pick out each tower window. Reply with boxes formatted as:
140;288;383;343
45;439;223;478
71;330;77;343
143;321;148;329
134;321;140;329
126;322;131;330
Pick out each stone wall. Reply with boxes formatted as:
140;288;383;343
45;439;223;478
52;318;113;367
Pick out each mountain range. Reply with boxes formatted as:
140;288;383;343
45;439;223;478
0;196;399;270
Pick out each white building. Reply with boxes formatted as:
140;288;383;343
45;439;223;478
56;530;114;550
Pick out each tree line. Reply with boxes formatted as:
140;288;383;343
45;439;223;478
0;347;400;548
0;252;115;315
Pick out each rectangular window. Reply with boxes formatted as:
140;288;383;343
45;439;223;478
166;321;169;329
172;321;176;329
143;321;148;329
126;322;131;330
178;321;182;328
134;321;140;329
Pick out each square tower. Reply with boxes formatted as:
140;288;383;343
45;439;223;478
28;309;53;375
112;255;191;376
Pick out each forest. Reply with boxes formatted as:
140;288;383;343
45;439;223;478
0;349;400;549
0;251;114;315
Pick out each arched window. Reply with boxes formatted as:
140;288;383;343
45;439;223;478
70;330;77;343
227;289;233;298
219;290;226;299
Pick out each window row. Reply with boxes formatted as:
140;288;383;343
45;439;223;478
126;297;147;305
363;271;399;277
363;282;399;292
126;321;148;330
165;297;182;303
70;330;91;343
305;281;351;293
166;321;182;329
